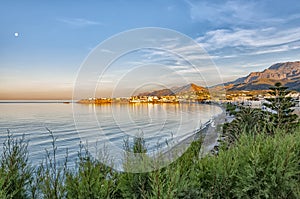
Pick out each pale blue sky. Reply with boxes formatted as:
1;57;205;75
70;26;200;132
1;0;300;99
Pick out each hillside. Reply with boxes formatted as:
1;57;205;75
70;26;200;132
137;83;208;96
172;83;207;94
136;61;300;96
138;89;175;97
226;61;300;91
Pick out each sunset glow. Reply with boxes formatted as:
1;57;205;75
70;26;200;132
1;1;300;99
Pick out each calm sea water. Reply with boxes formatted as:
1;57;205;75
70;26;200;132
0;102;222;167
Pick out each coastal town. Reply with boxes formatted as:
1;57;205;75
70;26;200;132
78;88;300;112
78;62;300;114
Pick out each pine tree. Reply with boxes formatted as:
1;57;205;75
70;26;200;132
263;82;299;132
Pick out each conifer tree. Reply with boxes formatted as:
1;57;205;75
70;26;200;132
263;82;299;132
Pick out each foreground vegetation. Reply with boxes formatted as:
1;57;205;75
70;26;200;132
1;83;299;198
1;126;299;198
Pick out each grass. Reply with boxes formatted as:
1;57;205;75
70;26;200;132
0;126;300;198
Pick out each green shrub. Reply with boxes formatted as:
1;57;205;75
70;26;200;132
1;125;300;198
117;136;151;199
36;129;68;199
65;143;117;199
0;130;32;199
192;127;300;198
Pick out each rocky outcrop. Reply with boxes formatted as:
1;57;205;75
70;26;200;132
138;83;208;96
226;61;300;91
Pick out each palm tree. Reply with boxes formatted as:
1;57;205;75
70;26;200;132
223;107;264;145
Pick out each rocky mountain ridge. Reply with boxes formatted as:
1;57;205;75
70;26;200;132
226;61;300;91
137;83;208;96
137;61;300;96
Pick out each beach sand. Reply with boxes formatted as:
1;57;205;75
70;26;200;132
158;106;227;164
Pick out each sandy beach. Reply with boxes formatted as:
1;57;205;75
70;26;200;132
158;105;227;163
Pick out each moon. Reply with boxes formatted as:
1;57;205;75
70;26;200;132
14;32;19;37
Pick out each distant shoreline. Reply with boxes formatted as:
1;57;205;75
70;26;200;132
0;100;73;104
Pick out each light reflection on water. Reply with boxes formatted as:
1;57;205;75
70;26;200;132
0;102;222;167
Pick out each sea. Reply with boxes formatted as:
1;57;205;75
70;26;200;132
0;101;222;169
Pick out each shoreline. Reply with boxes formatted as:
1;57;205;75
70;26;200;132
159;104;226;160
199;110;226;156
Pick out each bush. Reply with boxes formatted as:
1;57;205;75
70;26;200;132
192;127;300;198
1;126;300;198
0;130;32;199
65;143;117;198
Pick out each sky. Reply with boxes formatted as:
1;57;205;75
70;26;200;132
1;0;300;99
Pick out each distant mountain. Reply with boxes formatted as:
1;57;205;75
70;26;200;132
225;61;300;92
138;89;175;97
137;61;300;96
172;83;207;94
137;83;208;96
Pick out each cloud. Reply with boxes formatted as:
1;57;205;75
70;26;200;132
58;17;101;27
197;27;300;55
185;0;300;30
99;49;115;54
261;13;300;24
185;0;260;26
183;0;300;61
139;42;215;63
